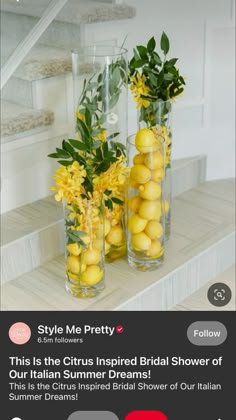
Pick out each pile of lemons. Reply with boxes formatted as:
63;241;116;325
66;241;103;287
128;128;165;259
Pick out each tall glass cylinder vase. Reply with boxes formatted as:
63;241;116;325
72;46;128;261
65;198;105;298
127;132;165;271
138;99;172;239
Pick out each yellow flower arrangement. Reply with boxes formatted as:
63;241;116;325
49;55;128;267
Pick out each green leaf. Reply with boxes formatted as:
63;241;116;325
111;197;124;205
148;71;158;85
137;45;148;59
152;51;162;65
107;132;120;140
55;148;71;158
62;140;75;155
109;91;120;109
132;59;146;68
112;66;121;86
69;139;87;151
58;160;73;166
160;31;170;55
48;153;60;159
76;118;91;147
133;48;140;61
166;58;178;67
164;72;174;81
105;198;113;211
92;140;102;149
104;189;112;196
67;231;86;248
147;36;156;52
85;82;98;91
69;230;87;237
85;108;91;128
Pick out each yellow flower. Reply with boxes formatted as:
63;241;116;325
50;162;87;204
96;130;107;142
130;72;151;109
76;111;86;123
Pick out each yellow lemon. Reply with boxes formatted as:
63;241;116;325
133;153;144;165
83;248;101;265
93;238;103;250
81;265;103;286
129;177;139;189
67;271;79;281
128;195;142;213
145;220;163;239
67;261;86;279
130;164;151;184
146;240;162;257
131;232;151;251
104;219;111;236
128;214;147;234
106;225;124;246
151;168;164;182
66;242;81;256
135;128;156;153
139;200;162;221
139;181;162;200
66;256;86;274
162;199;170;214
144;151;164;169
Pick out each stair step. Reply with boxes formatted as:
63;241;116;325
1;155;206;283
1;43;102;112
1;1;135;25
1;178;235;310
0;100;54;137
172;265;235;311
13;45;72;82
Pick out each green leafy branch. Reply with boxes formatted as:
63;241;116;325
129;32;186;127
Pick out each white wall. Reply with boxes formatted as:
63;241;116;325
85;0;235;180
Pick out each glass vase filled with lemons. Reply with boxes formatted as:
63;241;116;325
127;129;165;271
65;198;105;298
129;33;186;240
138;100;172;239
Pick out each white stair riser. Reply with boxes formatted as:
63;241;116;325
116;232;235;310
2;73;74;126
1;132;70;213
2;77;34;109
1;220;65;285
1;156;207;283
172;156;207;197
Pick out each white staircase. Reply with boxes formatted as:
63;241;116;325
1;0;136;213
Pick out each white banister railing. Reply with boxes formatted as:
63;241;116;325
0;0;68;90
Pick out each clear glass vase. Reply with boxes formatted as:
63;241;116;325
138;99;172;239
65;198;105;298
72;45;128;261
127;132;165;271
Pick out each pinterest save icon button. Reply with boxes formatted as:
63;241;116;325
125;411;168;420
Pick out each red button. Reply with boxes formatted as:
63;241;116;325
125;410;168;420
